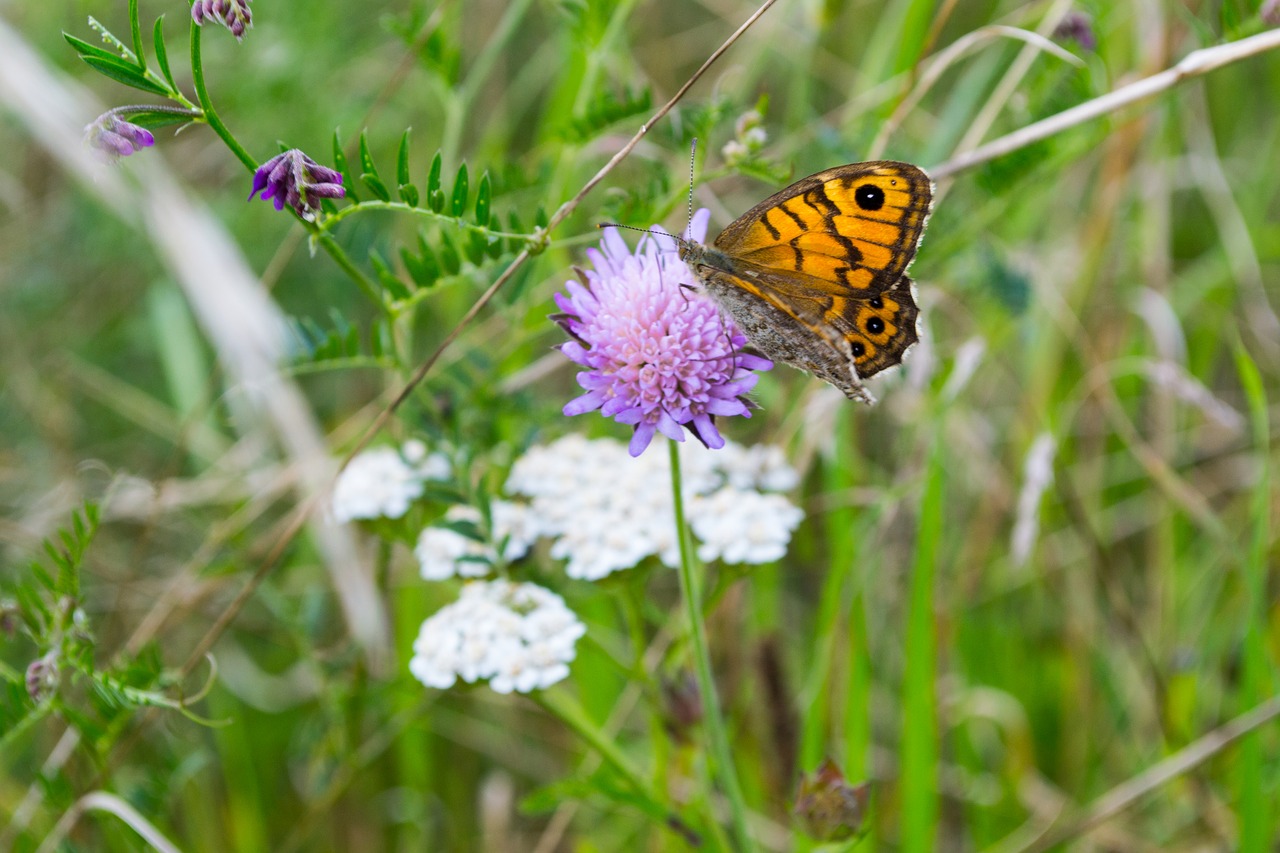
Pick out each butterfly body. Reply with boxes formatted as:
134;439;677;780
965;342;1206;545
679;161;932;403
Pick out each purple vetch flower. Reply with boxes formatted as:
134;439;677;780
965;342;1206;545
554;210;772;457
84;112;154;161
1052;11;1097;51
248;149;346;221
192;0;253;41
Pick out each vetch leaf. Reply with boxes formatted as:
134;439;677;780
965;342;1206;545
358;131;380;182
362;173;391;202
507;211;525;253
124;109;195;129
81;56;169;96
427;151;443;195
397;130;412;188
152;18;176;91
359;131;390;201
64;33;130;65
332;132;357;203
370;249;411;301
465;230;486;266
438;231;462;275
397;130;419;205
475;171;491;227
450;163;469;217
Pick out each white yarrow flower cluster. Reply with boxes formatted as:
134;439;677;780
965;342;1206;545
331;440;450;522
504;435;803;580
409;581;586;694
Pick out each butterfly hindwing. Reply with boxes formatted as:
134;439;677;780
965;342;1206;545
827;276;920;379
713;162;932;296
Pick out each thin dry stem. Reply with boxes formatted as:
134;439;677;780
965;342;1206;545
929;27;1280;180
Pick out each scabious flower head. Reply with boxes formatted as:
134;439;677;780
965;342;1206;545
504;435;803;580
248;149;345;221
84;112;154;161
192;0;253;40
331;441;450;522
554;210;772;457
409;581;586;694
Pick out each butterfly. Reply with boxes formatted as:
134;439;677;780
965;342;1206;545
678;161;933;403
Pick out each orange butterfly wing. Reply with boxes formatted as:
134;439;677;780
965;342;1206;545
714;162;933;296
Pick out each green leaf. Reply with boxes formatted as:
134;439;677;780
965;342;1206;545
64;33;130;65
429;189;445;213
474;172;491;227
152;18;176;91
123;110;194;130
369;249;411;301
371;318;392;358
535;206;549;229
368;318;386;358
81;55;169;96
397;130;419;204
358;131;379;182
401;238;440;289
358;131;390;201
332;132;357;203
439;519;486;543
464;231;486;266
437;231;462;275
507;211;526;253
361;173;391;202
450;163;469;217
396;130;412;188
560;86;652;143
427;151;443;195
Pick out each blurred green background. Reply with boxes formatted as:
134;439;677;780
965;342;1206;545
1;0;1278;850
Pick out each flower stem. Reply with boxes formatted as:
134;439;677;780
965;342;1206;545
534;689;702;847
189;23;255;172
667;439;755;852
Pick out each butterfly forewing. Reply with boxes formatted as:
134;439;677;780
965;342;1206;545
714;162;932;296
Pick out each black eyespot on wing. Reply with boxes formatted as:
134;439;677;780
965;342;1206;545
855;184;885;211
851;342;866;357
869;296;883;309
866;317;885;335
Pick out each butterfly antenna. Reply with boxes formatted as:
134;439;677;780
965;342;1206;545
686;138;697;242
596;222;681;242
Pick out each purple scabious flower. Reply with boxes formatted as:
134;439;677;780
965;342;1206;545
248;149;346;221
192;0;253;41
554;209;772;457
84;112;154;161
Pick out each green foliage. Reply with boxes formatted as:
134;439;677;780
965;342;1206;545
12;0;1280;850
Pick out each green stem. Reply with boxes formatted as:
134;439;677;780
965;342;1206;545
535;689;701;846
189;23;255;171
668;440;755;852
317;200;530;241
312;232;385;312
190;22;389;311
